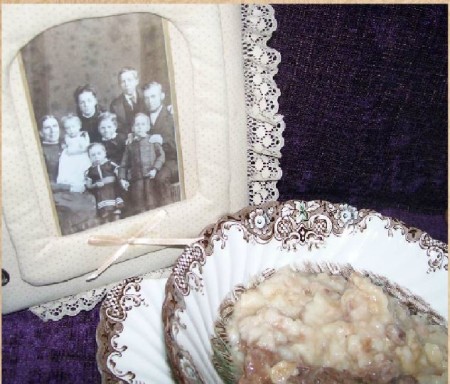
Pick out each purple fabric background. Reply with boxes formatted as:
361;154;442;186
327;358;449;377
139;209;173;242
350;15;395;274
274;5;448;217
2;5;447;383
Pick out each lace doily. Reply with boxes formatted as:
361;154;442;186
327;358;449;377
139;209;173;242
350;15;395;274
241;4;285;206
29;268;172;321
29;5;285;321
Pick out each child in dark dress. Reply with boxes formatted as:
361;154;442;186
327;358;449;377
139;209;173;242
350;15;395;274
97;112;127;165
85;143;124;222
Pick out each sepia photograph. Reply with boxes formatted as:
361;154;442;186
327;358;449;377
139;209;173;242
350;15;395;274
21;13;182;236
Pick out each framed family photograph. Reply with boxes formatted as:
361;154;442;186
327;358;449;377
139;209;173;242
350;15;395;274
21;12;183;236
4;4;247;293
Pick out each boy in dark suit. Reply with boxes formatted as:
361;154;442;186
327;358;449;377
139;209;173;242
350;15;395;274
119;113;165;214
110;67;145;135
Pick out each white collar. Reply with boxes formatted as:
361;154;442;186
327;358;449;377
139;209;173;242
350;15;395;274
150;105;163;116
95;159;108;166
102;133;117;141
124;92;137;102
81;110;96;118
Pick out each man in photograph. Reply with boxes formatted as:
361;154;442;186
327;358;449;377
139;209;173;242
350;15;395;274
143;81;179;205
110;67;145;135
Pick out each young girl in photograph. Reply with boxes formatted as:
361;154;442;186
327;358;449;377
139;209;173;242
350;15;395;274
85;143;124;222
57;113;91;191
97;112;126;165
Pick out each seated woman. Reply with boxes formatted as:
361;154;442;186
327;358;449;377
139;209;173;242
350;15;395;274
39;115;98;235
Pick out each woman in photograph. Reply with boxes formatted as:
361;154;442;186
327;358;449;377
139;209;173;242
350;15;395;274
74;84;106;143
39;115;69;191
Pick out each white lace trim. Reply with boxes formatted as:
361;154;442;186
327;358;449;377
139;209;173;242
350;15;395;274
28;6;284;320
241;4;285;206
29;268;172;321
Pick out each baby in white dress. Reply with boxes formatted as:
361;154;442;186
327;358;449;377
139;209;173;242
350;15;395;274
57;113;91;191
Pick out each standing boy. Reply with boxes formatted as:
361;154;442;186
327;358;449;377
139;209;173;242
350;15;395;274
119;113;165;214
110;67;145;135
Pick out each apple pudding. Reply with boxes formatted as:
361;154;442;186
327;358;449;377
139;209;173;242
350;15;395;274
223;266;448;384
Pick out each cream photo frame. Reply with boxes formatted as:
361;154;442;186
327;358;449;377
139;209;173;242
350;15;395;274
2;4;248;312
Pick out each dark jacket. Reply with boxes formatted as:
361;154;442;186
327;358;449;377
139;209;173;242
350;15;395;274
150;106;177;161
102;133;127;165
119;135;165;181
110;90;145;134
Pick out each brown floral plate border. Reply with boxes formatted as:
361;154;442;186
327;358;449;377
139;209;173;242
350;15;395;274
96;277;173;383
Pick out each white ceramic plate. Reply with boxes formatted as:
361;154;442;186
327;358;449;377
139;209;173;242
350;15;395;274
162;200;448;383
96;277;174;383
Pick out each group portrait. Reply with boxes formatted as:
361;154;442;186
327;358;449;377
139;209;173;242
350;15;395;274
21;13;182;235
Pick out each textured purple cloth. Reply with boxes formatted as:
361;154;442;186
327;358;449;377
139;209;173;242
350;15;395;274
273;5;448;220
2;305;101;383
2;5;447;383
